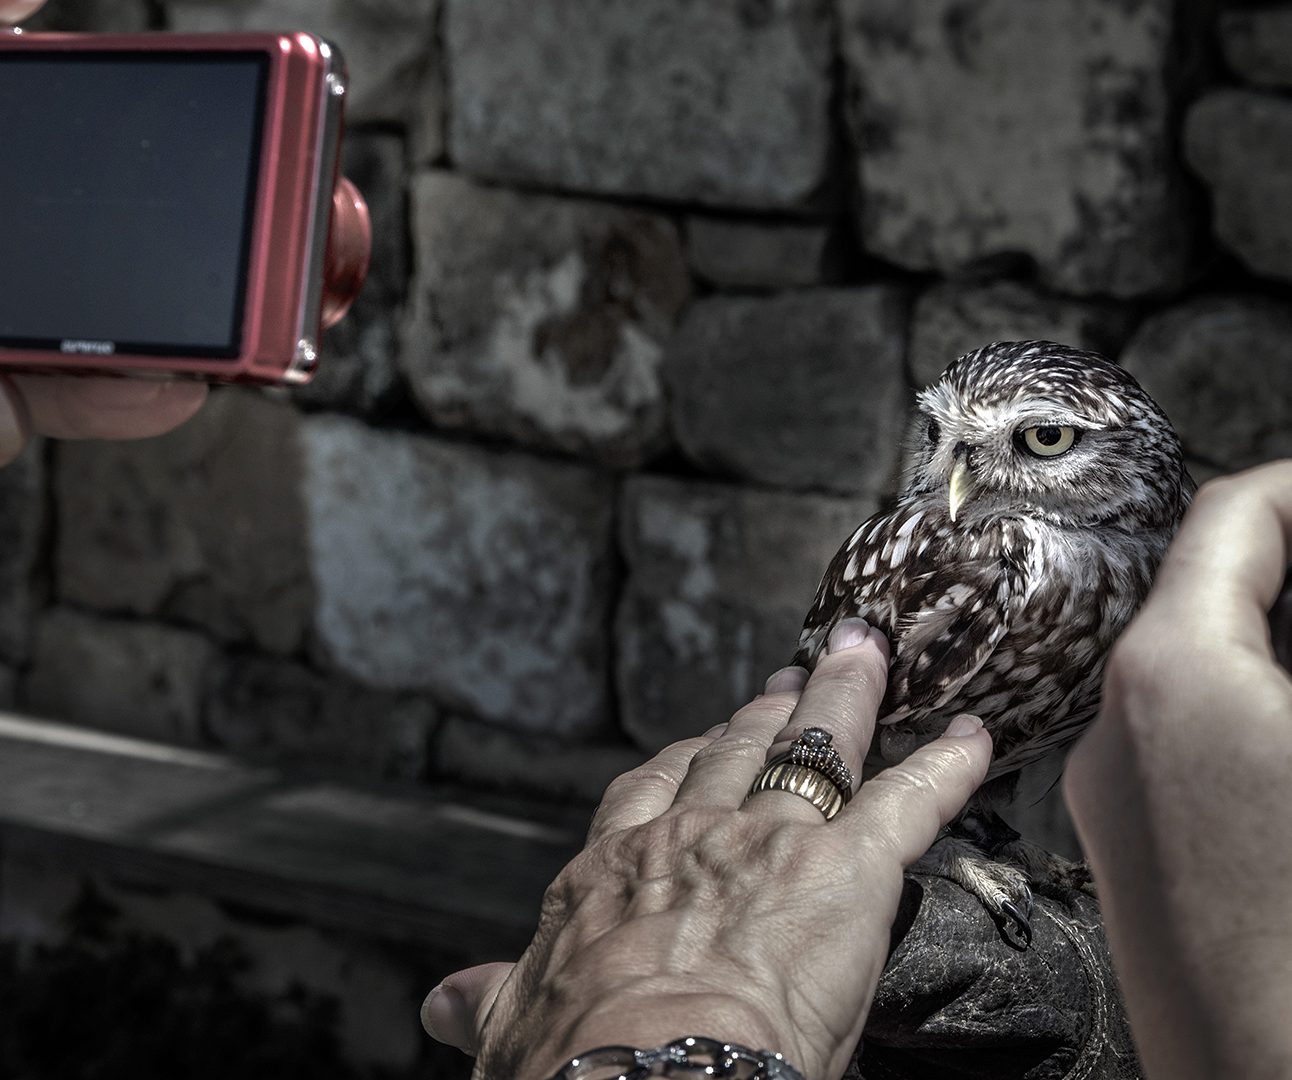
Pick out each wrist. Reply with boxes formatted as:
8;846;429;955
506;990;795;1080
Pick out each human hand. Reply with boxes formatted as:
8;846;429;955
423;621;993;1080
0;376;208;466
0;0;46;25
1064;461;1292;1080
0;0;208;461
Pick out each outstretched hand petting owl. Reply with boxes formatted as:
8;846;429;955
794;340;1193;947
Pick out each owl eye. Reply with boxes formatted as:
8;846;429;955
1019;425;1079;458
926;418;940;444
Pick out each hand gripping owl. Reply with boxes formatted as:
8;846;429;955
794;340;1193;947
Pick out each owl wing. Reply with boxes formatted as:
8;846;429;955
793;507;1034;723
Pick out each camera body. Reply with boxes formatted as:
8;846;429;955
0;31;370;385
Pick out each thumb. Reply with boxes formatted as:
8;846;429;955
421;961;515;1054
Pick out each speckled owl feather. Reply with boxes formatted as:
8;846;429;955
792;341;1193;780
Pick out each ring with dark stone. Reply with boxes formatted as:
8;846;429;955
787;728;854;797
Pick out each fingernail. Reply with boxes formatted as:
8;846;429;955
703;722;728;738
827;618;870;654
944;714;983;738
421;983;467;1045
420;984;444;1038
764;666;808;694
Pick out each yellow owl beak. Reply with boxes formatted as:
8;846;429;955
948;460;973;523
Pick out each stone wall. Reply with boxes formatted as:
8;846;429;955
10;0;1292;831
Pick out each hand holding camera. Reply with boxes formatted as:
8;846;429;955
0;0;370;464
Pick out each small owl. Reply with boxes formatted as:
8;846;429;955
794;340;1193;942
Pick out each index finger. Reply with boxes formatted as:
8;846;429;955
1139;462;1292;654
742;620;889;823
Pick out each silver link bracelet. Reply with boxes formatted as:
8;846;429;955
545;1036;808;1080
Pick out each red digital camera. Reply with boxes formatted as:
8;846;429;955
0;30;371;385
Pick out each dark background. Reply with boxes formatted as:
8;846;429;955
1;0;1290;1076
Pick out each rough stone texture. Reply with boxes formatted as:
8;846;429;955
839;0;1203;297
54;390;312;655
1121;295;1292;472
207;655;437;781
1220;5;1292;90
0;443;44;667
169;0;443;157
402;171;690;465
664;287;910;496
684;217;845;290
617;476;875;751
908;280;1137;387
24;608;214;745
436;718;643;804
1185;89;1292;285
301;132;411;415
445;0;834;209
22;0;150;31
301;415;617;734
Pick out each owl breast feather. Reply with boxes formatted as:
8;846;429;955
794;504;1156;776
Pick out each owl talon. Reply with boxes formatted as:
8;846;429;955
998;897;1033;950
915;832;1037;950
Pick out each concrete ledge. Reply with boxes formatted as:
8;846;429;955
0;714;586;959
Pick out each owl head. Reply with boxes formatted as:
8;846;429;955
905;340;1191;530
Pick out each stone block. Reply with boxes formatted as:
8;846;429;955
664;287;909;495
1220;5;1292;90
208;654;437;781
444;0;834;209
1120;295;1292;472
1185;89;1292;285
684;217;844;290
617;476;875;751
838;0;1204;296
300;133;410;415
401;171;690;465
54;389;312;655
24;608;214;745
435;717;643;804
169;0;442;155
908;280;1136;387
300;415;617;735
0;442;44;666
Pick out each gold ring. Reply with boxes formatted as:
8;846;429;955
746;759;846;820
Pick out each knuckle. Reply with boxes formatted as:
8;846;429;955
538;857;585;925
812;649;887;700
699;732;769;763
926;737;982;778
871;765;939;803
730;694;796;727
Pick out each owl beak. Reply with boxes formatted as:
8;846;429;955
948;460;973;523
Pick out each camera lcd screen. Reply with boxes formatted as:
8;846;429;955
0;52;268;358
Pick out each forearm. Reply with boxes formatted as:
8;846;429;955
1068;629;1292;1079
